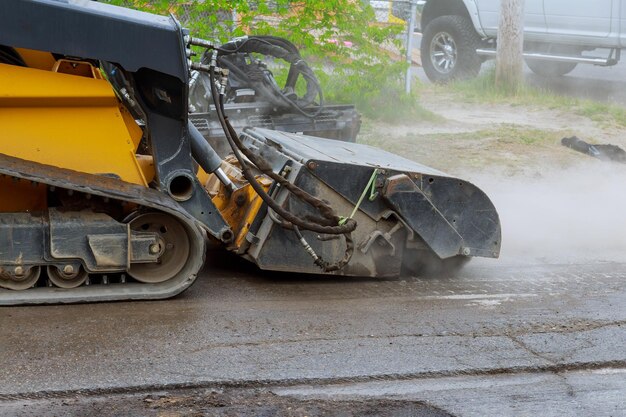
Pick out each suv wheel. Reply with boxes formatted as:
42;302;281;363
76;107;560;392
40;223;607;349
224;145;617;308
421;15;482;83
526;59;577;77
525;44;579;77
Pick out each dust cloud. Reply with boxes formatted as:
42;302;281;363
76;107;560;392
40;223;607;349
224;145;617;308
467;161;626;265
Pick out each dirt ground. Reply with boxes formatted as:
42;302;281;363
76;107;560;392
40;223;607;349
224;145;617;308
6;390;452;417
359;91;626;267
359;91;626;177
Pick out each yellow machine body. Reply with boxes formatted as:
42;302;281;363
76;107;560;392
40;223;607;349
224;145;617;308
0;59;148;212
212;179;272;252
0;48;210;302
198;155;271;252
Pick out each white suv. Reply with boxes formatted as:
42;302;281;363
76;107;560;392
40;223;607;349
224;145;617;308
419;0;625;82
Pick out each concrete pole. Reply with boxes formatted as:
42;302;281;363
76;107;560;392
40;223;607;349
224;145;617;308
495;0;525;91
405;0;418;94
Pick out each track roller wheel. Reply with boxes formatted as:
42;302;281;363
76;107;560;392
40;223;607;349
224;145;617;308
0;266;41;290
47;265;88;289
127;212;191;283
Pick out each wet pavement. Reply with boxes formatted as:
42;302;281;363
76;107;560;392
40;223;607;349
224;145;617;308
1;31;625;417
1;252;624;415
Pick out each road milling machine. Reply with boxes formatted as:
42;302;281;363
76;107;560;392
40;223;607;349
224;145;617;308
0;0;501;305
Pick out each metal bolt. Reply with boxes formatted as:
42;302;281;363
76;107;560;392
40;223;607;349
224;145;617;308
149;244;161;255
63;265;74;275
14;266;24;277
235;194;247;207
221;230;234;243
307;161;317;170
278;167;292;178
462;247;471;256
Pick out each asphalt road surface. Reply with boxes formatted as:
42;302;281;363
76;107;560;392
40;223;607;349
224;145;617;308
2;39;626;417
1;252;625;416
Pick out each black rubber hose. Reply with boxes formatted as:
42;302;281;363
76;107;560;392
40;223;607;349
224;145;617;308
209;67;355;271
209;69;356;235
211;36;324;117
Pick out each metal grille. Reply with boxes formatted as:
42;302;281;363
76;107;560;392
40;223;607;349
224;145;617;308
190;117;210;131
247;115;274;127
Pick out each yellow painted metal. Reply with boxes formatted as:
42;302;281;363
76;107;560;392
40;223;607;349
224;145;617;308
135;155;156;184
212;176;272;252
0;63;147;190
213;176;272;251
14;48;56;71
232;179;271;250
120;105;144;149
0;176;47;213
200;156;270;251
52;59;104;79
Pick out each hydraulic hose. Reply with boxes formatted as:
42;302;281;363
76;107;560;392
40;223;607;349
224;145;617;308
206;36;324;117
209;68;356;235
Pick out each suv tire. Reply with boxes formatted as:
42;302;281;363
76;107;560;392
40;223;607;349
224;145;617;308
421;15;482;83
526;59;577;77
525;44;579;77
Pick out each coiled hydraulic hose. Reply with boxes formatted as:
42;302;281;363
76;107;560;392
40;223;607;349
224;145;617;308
205;36;324;118
208;64;354;271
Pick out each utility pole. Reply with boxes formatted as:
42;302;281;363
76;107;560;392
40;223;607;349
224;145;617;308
495;0;525;91
405;0;418;94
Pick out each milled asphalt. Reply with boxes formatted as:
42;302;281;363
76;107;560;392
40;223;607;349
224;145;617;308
276;368;626;417
1;252;624;415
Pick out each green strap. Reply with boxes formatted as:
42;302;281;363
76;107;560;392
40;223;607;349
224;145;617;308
339;168;379;225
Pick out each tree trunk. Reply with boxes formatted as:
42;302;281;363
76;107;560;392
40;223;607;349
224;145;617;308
495;0;525;91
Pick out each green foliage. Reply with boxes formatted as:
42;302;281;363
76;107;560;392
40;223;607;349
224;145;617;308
104;0;427;121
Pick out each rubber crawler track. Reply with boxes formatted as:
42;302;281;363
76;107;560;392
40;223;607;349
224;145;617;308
0;153;207;305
